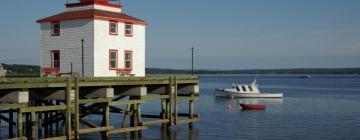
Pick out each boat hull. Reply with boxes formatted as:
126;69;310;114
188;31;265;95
240;103;266;110
215;89;283;98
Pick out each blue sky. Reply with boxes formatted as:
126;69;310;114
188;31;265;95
0;0;359;70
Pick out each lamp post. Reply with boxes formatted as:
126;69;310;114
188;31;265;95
191;47;194;76
81;39;84;77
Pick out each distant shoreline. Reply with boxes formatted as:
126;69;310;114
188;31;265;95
1;63;360;76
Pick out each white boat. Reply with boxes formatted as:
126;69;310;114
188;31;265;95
214;80;283;98
0;64;6;77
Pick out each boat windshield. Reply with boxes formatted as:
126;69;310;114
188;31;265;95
242;86;246;92
235;86;240;91
248;86;253;92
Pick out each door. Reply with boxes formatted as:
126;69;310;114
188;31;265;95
51;50;60;68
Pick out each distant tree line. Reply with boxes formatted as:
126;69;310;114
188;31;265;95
146;68;360;75
1;63;40;77
1;63;359;77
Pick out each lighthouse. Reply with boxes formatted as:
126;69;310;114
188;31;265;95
37;0;147;77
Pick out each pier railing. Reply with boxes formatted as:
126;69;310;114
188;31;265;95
0;76;199;140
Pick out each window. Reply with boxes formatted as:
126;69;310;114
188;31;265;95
235;86;240;92
248;86;253;92
125;23;133;36
51;50;60;68
242;86;247;92
51;22;60;36
124;51;133;69
109;21;118;35
109;50;118;70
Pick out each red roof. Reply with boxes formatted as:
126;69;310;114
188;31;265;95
37;9;147;25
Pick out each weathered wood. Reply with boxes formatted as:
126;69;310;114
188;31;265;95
121;104;131;128
142;119;170;126
38;111;43;139
78;126;113;134
109;126;147;134
0;91;29;103
20;105;66;113
65;78;72;139
17;109;23;137
8;137;27;140
168;77;173;126
176;117;199;125
74;77;80;140
174;77;178;125
142;95;169;101
78;98;109;104
40;136;67;140
110;100;144;106
0;103;27;111
0;76;200;139
31;112;36;140
101;98;111;140
189;96;194;128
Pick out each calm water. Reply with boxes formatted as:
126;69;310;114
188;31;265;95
2;75;360;140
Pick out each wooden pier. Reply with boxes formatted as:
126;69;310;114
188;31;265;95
0;76;199;140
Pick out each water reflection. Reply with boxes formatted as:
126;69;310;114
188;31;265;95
80;126;199;140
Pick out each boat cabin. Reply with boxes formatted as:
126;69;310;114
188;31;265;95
231;84;260;94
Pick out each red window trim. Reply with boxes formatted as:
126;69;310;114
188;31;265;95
124;23;133;37
51;22;60;36
109;21;118;35
50;50;61;69
109;49;118;70
124;50;133;70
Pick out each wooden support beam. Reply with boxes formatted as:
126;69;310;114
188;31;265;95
109;126;147;134
142;95;169;101
9;109;14;138
8;137;27;140
176;117;200;125
174;77;178;125
0;103;27;111
80;87;114;99
78;126;113;134
142;119;170;126
17;109;23;137
178;84;200;95
0;111;1;137
65;78;72;139
168;77;173;126
101;98;111;140
74;77;80;140
38;111;43;139
117;86;147;96
189;96;194;128
110;100;144;106
31;111;36;140
20;105;66;113
0;91;29;103
79;118;99;128
40;136;67;140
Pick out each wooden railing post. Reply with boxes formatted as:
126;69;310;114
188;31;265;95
66;78;72;139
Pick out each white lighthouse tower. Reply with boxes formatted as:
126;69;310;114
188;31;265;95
37;0;147;77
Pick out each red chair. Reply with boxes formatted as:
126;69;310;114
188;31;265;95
41;67;60;77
